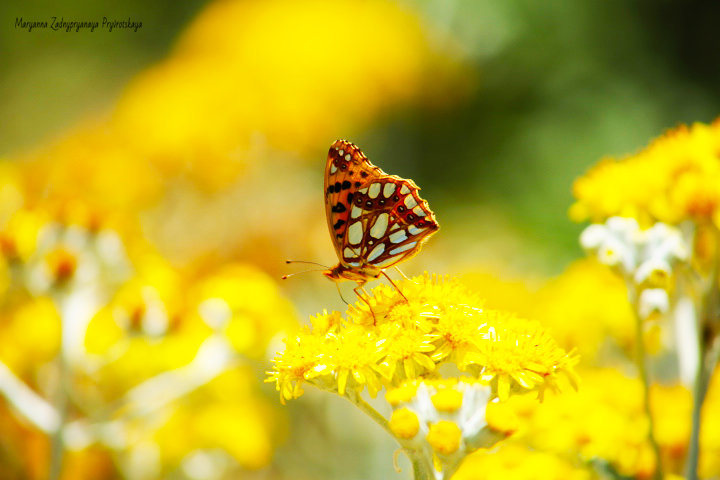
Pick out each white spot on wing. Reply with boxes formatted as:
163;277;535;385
370;213;389;239
343;247;358;258
383;183;396;198
351;205;363;219
339;149;344;156
389;242;417;255
330;164;337;174
368;183;381;199
347;222;363;245
400;184;410;195
404;195;418;209
408;225;424;236
389;230;407;243
413;206;425;216
345;154;351;161
367;243;385;262
358;187;368;194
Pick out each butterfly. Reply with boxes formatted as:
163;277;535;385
322;140;439;301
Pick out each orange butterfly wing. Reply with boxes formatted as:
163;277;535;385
346;177;438;270
324;140;384;261
324;140;439;275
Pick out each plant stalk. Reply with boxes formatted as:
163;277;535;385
630;287;664;480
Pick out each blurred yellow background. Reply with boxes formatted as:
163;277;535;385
2;0;720;479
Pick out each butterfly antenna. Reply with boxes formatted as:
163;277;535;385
286;260;330;269
282;260;331;280
281;269;325;280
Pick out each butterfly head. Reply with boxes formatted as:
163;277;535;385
322;264;343;281
322;263;381;284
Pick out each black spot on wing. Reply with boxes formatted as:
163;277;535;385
333;219;346;230
331;203;347;213
342;180;351;190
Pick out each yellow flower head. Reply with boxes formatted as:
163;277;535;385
465;311;580;400
385;378;517;475
503;368;708;479
453;441;593;480
571;119;720;228
533;258;636;361
268;274;577;402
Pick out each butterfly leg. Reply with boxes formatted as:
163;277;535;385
353;285;377;324
381;270;408;303
394;266;411;281
334;281;350;305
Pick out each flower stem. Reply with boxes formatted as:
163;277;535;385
405;448;437;480
344;390;437;480
344;390;392;436
686;227;720;480
629;287;663;480
48;354;68;480
686;343;709;480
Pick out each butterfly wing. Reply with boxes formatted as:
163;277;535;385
343;177;439;269
324;140;384;262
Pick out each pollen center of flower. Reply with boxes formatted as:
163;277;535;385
431;389;463;412
426;421;462;455
389;408;420;439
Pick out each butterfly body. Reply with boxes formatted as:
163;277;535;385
323;140;439;288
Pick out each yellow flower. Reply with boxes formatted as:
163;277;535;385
571;119;720;228
699;369;720;478
427;421;462;455
268;274;577;401
453;441;593;480
0;297;61;377
266;328;338;404
432;389;464;412
504;368;708;479
464;311;579;400
390;408;421;439
532;258;636;361
189;263;298;359
19;121;161;215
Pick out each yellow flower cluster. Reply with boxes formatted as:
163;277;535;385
453;441;593;480
0;196;299;477
570;118;720;227
532;259;637;361
499;368;720;479
462;260;637;365
268;274;578;403
386;379;518;453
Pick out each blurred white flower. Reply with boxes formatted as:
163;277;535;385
580;217;688;288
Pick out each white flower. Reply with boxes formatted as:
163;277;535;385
581;217;688;287
638;288;670;319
